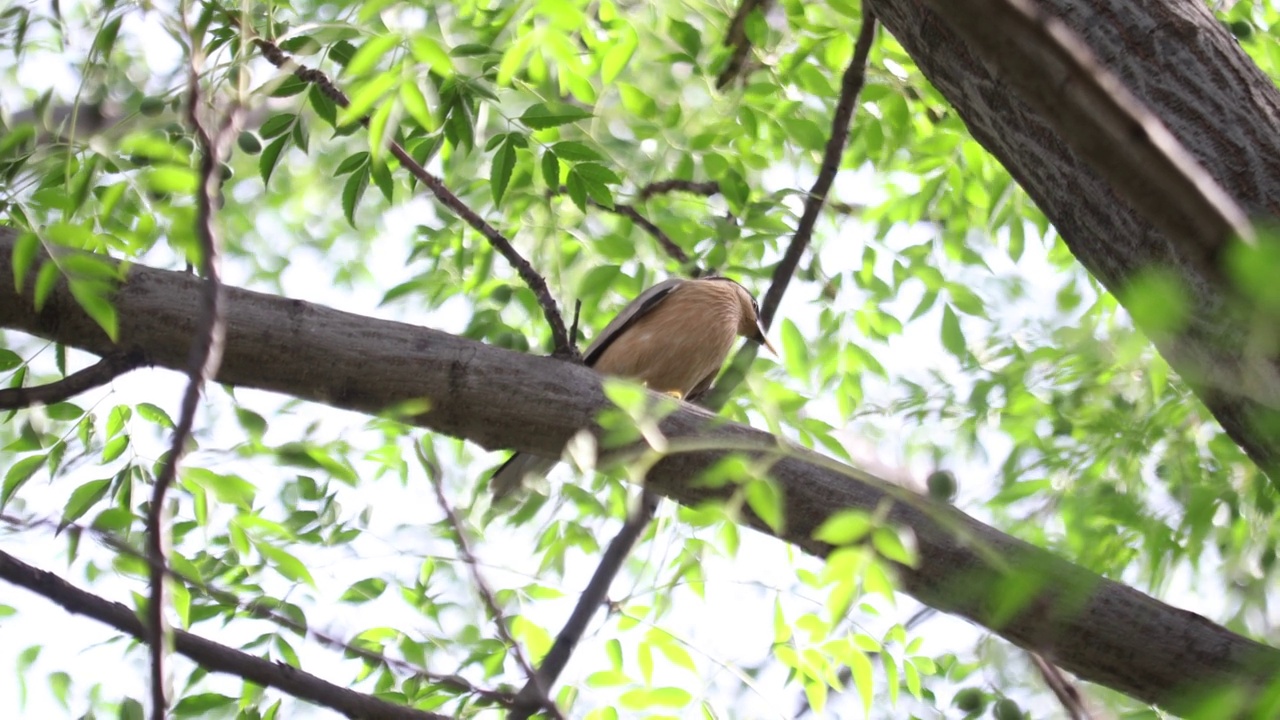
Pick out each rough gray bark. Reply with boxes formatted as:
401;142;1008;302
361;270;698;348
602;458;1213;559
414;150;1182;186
1;229;1277;715
866;0;1280;477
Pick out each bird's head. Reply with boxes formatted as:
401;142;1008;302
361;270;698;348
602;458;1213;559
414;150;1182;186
704;277;777;355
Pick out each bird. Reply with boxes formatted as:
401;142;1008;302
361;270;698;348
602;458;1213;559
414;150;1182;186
489;275;776;500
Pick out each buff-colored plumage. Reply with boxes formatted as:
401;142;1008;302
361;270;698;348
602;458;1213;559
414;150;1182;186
490;276;774;500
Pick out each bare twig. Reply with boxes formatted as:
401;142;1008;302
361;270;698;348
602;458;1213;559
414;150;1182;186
569;299;583;348
716;0;776;88
418;444;563;720
638;179;721;201
758;14;877;327
251;39;576;359
508;490;660;720
706;13;877;409
591;198;694;269
0;349;147;410
0;549;447;720
1030;653;1094;720
145;40;240;720
0;512;518;709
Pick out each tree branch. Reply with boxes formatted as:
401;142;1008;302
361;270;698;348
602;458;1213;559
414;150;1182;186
0;512;520;710
590;198;694;270
1030;653;1093;720
862;0;1280;482
0;349;147;410
508;490;659;720
758;13;876;328
707;13;877;409
637;179;721;201
910;0;1253;262
418;444;562;719
145;41;239;719
3;230;1276;715
0;549;448;720
716;0;775;88
250;38;575;359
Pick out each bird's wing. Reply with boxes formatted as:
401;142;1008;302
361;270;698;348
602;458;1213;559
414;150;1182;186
582;278;686;366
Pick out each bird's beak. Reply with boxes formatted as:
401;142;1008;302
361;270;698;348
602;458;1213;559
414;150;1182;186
755;319;776;356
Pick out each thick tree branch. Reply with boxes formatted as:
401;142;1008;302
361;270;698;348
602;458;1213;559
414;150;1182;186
2;231;1277;715
913;0;1252;260
862;0;1280;480
251;38;575;359
0;549;448;720
0;349;147;410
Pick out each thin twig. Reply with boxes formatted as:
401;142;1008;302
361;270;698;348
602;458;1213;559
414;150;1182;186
591;198;694;269
706;13;877;409
0;549;447;720
716;0;776;88
145;38;239;720
508;489;660;720
758;14;877;328
251;38;576;360
0;349;147;410
638;179;720;201
418;445;564;720
1030;653;1093;720
569;299;583;348
0;512;519;709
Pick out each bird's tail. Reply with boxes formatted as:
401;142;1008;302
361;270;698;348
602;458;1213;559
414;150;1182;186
489;453;557;501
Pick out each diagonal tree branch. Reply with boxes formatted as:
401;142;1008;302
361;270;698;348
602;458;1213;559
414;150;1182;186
707;12;878;409
716;0;775;88
0;349;147;410
0;512;521;709
0;549;448;720
3;231;1277;716
638;179;721;201
145;39;240;719
419;444;563;719
589;197;695;270
508;489;659;720
251;38;575;359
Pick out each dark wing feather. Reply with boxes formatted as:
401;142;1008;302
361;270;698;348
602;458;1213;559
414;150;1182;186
582;278;686;366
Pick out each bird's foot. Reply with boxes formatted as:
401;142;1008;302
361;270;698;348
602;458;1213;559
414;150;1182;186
664;390;684;400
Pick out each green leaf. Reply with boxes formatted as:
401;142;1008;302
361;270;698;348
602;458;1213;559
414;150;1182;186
744;478;784;534
256;541;315;586
871;526;918;567
518;101;593;130
550;141;602;162
813;509;872;545
343;166;371;227
137;403;174;428
345;34;399;77
399;81;436;131
600;25;637;84
184;468;256;508
541;149;560;189
260;113;296;139
409;36;454;75
338;71;398;126
340;577;387;603
491;140;516;206
940;303;965;358
61;479;111;526
3;454;44;508
11;231;38;292
259;135;289;186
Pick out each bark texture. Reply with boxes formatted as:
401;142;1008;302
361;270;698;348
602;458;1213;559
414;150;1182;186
1;229;1277;714
866;0;1280;477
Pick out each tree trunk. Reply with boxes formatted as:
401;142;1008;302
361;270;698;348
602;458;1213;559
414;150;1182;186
2;229;1277;715
868;0;1280;478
